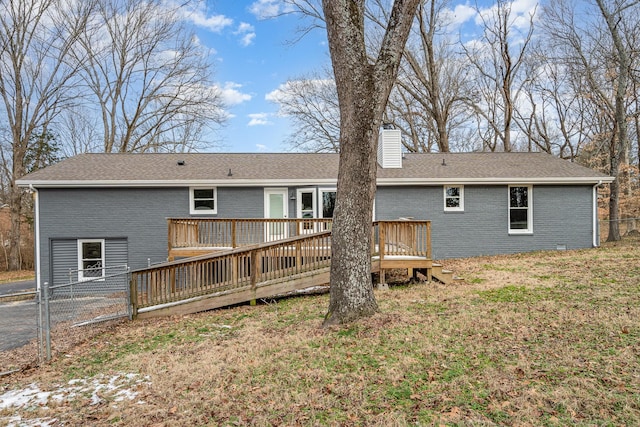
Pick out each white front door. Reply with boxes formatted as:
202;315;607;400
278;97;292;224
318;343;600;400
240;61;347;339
264;188;288;241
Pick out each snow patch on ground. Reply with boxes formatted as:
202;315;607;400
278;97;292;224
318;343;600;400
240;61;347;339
0;373;151;426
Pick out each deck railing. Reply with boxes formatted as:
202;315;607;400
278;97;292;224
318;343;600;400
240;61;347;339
168;218;333;252
373;220;432;259
134;219;431;315
132;231;332;312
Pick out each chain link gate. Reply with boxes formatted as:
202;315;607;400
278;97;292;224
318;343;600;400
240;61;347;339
38;265;131;362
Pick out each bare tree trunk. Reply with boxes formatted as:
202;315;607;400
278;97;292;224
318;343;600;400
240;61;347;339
8;186;24;271
0;0;93;270
596;0;634;242
322;0;420;326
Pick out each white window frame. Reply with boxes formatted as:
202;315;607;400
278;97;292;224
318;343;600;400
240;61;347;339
508;185;533;234
444;185;464;212
77;239;105;281
319;188;336;231
190;187;217;215
318;188;337;219
296;188;317;219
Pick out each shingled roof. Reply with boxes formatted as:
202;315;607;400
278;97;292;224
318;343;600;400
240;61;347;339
16;152;613;187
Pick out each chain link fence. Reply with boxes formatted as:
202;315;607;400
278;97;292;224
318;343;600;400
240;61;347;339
1;265;131;375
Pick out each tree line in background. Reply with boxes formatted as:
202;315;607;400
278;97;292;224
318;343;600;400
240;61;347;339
274;0;640;242
0;0;226;271
1;0;639;272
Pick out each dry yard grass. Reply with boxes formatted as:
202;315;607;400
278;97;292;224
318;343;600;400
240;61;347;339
0;270;34;284
1;236;639;426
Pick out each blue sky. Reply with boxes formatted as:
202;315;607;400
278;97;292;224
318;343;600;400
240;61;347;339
186;1;329;153
187;0;537;153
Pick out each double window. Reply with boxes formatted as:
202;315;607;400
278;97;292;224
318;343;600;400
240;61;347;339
77;239;105;281
509;185;533;234
444;185;464;212
190;187;217;214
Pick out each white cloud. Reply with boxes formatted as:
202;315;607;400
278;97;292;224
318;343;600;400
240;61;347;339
248;0;295;20
441;4;477;31
180;2;233;32
474;0;538;30
248;113;272;126
235;22;256;46
241;33;256;46
511;0;539;15
265;79;335;103
217;82;252;106
255;143;268;151
265;85;285;102
237;22;254;33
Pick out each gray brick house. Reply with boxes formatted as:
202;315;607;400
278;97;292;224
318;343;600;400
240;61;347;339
17;130;613;290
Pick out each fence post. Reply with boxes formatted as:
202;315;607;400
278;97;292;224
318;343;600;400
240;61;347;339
42;281;52;362
127;267;135;320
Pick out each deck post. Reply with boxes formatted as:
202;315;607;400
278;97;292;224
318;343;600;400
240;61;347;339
167;219;174;261
426;221;432;260
377;269;388;290
250;248;259;305
231;220;237;248
379;222;386;259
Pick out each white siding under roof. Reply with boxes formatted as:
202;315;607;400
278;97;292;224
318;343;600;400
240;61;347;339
377;129;403;169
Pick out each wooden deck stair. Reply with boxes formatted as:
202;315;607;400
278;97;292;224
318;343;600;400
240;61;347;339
432;263;455;285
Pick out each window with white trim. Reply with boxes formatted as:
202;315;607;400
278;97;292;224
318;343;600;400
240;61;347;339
190;187;217;214
319;188;336;231
444;185;464;212
78;239;105;281
508;185;532;234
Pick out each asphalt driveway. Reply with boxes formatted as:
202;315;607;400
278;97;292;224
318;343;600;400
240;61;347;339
0;279;36;296
0;280;38;352
0;299;38;352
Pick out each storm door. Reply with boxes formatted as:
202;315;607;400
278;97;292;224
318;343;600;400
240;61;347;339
264;188;289;241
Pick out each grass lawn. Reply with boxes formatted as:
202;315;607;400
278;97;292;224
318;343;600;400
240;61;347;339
1;236;639;426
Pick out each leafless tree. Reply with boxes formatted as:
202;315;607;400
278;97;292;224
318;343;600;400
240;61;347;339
462;0;536;152
389;0;470;153
542;0;640;241
596;0;638;241
0;0;93;270
69;0;226;154
269;67;341;152
273;0;470;154
513;49;592;160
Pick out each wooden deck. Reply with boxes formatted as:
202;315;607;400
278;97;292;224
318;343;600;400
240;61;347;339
131;219;450;318
167;218;332;260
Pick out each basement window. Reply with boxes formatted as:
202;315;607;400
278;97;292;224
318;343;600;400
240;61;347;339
77;239;105;281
